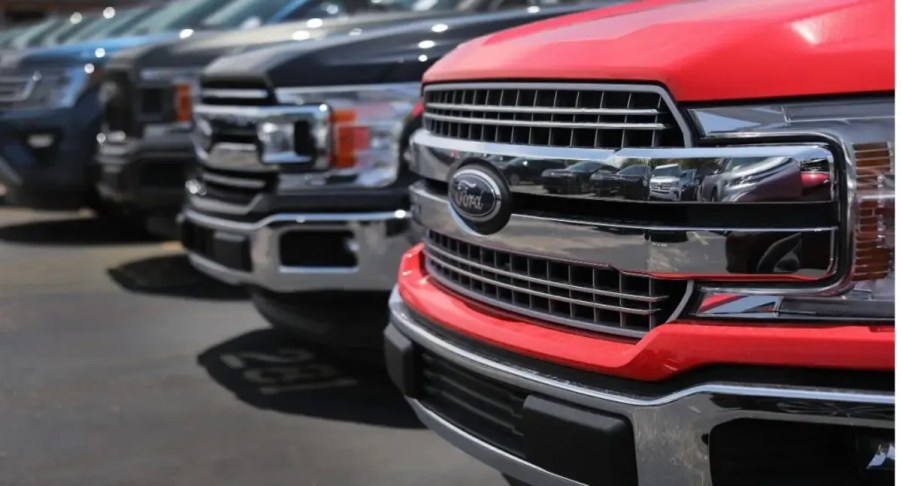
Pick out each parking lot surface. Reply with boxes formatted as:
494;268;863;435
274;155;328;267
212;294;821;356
0;203;505;486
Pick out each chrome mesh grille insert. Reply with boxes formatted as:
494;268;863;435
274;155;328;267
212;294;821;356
424;231;688;338
423;84;686;149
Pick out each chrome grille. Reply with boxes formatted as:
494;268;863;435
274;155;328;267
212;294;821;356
424;231;688;338
200;85;272;106
423;83;687;149
196;166;275;206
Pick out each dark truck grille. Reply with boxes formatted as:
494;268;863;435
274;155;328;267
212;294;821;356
209;118;259;145
103;71;137;135
424;231;688;338
423;83;686;149
419;348;527;458
197;166;276;206
138;86;167;120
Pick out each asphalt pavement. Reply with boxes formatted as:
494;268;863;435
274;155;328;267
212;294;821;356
0;202;506;486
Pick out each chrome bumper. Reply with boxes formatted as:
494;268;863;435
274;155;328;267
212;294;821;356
181;209;412;293
387;290;894;486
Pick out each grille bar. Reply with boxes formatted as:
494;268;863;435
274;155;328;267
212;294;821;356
0;74;36;103
197;166;275;206
427;102;661;116
424;112;667;131
427;254;659;316
202;88;269;100
424;231;687;337
426;243;667;303
199;82;273;106
201;172;267;189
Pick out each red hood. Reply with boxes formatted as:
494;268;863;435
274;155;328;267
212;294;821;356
423;0;893;102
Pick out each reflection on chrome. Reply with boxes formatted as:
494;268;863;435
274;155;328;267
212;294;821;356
411;183;836;280
540;160;615;195
412;131;834;204
694;286;894;321
867;442;895;470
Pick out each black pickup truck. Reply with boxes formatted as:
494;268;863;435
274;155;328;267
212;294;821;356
95;0;556;235
179;2;618;351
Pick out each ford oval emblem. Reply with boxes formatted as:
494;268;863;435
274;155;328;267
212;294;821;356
449;164;512;234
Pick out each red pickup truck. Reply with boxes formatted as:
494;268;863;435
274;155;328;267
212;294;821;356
385;0;895;485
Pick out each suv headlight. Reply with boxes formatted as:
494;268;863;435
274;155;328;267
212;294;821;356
274;82;421;187
687;98;894;322
13;65;96;110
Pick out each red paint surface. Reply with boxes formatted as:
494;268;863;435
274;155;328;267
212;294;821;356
398;246;894;381
423;0;893;102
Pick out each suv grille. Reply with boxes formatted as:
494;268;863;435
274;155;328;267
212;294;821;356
424;231;688;338
423;83;686;149
0;71;36;106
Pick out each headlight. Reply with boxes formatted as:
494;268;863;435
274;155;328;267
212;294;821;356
12;65;95;110
139;68;201;124
274;83;421;187
688;98;894;322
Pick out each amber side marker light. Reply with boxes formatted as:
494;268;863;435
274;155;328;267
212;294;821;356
175;83;193;123
332;109;371;169
853;142;894;281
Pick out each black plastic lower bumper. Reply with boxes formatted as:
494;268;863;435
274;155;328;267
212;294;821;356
386;324;637;486
94;134;194;215
385;291;894;486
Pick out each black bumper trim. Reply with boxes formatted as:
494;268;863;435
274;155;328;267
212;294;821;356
385;289;893;486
